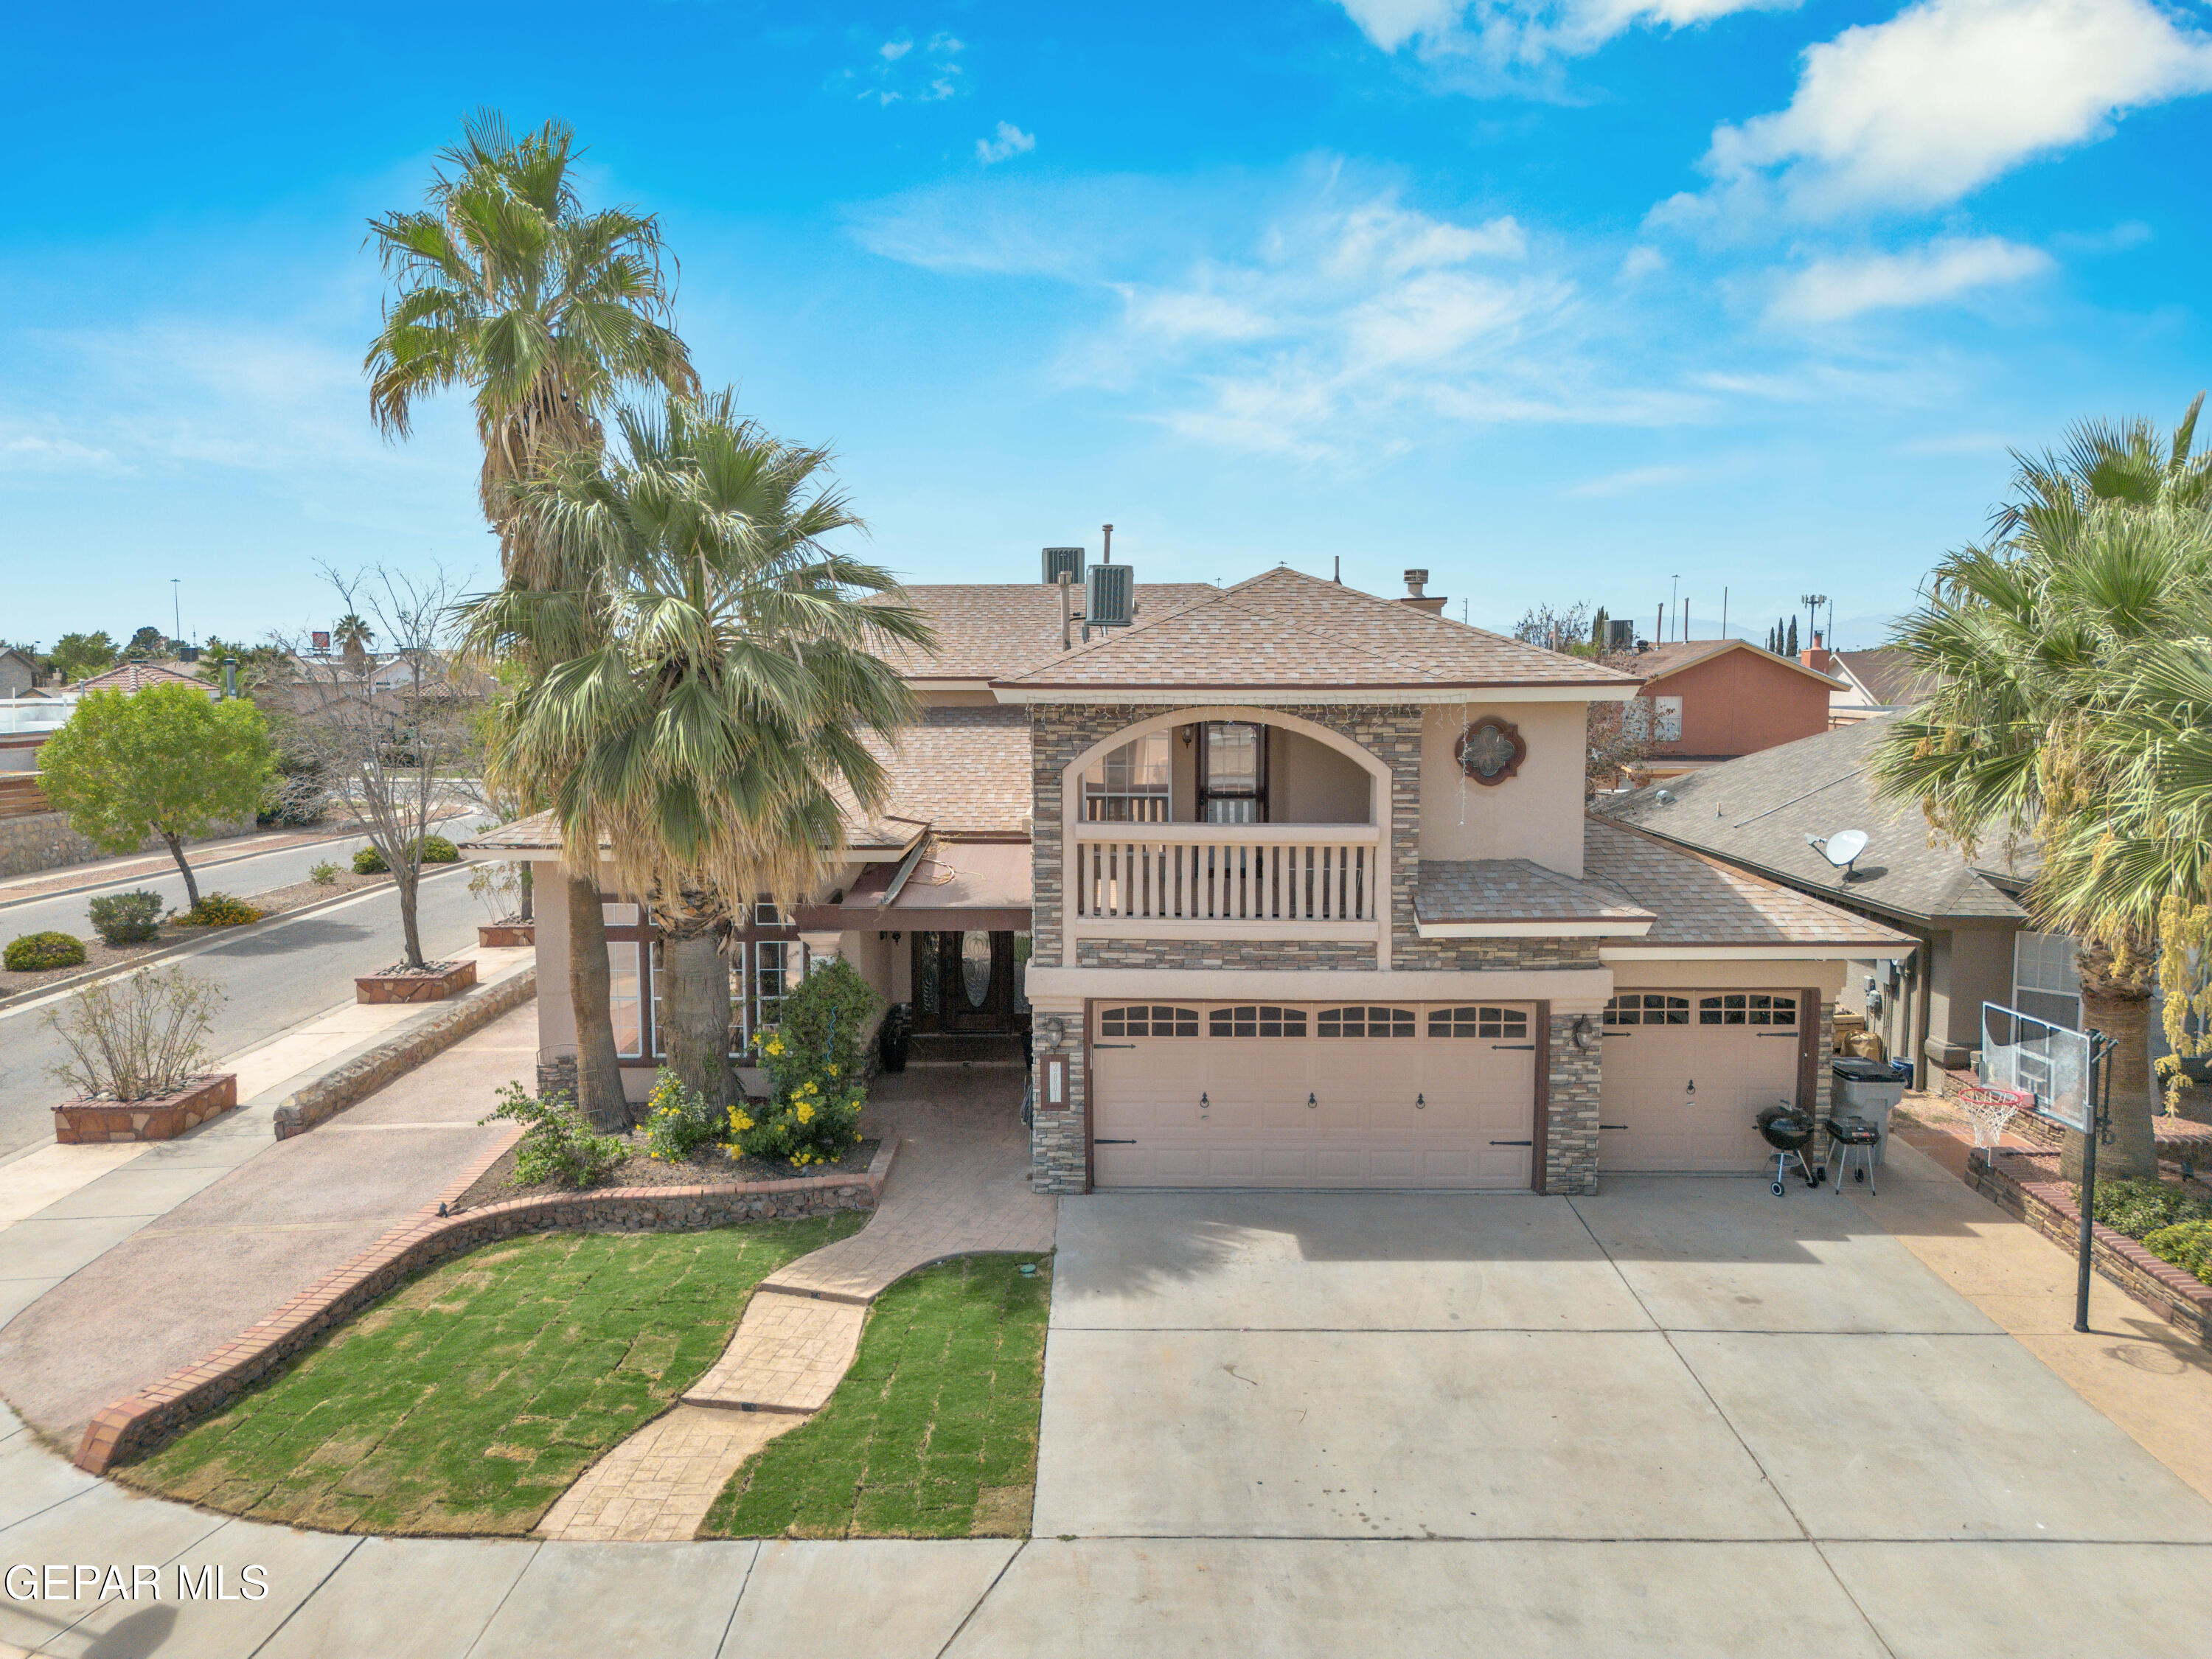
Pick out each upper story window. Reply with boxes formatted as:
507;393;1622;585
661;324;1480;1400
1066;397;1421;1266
1083;731;1171;822
1200;721;1267;823
1318;1005;1416;1038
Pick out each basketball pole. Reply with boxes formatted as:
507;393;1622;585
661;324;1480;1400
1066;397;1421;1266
2075;1031;2113;1335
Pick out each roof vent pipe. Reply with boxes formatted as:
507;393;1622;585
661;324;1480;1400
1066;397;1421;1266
1397;568;1447;615
1101;524;1113;563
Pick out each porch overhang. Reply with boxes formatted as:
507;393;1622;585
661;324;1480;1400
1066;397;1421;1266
796;838;1033;934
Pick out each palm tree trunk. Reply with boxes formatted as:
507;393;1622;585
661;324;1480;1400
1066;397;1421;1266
663;925;736;1107
516;861;533;923
565;873;630;1133
2063;989;2158;1181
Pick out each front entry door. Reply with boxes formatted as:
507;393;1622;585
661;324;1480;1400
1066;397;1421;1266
939;931;1015;1033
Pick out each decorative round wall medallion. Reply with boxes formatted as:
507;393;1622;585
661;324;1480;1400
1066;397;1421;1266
1455;716;1526;785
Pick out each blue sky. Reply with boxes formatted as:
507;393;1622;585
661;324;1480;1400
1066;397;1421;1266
5;0;2209;653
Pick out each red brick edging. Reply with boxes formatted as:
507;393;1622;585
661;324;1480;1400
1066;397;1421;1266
1961;1157;2211;1347
73;1135;900;1475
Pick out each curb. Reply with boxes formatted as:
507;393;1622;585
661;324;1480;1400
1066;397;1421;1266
272;964;539;1138
0;862;474;1014
74;1137;899;1475
0;827;366;914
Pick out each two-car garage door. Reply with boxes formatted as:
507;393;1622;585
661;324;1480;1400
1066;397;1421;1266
1090;1002;1538;1189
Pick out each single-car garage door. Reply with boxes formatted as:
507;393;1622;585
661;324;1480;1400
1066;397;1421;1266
1598;991;1807;1172
1090;1001;1538;1189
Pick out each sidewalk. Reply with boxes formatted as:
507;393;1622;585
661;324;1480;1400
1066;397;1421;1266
538;1063;1056;1543
0;945;532;1450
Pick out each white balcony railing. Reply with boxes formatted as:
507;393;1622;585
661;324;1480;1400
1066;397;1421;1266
1071;823;1381;925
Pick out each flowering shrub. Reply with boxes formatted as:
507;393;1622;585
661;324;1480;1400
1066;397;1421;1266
731;957;877;1169
176;892;261;928
643;1069;728;1163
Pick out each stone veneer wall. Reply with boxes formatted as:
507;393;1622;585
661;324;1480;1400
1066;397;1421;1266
1076;939;1377;970
1030;1014;1088;1192
1543;1011;1602;1196
0;811;257;883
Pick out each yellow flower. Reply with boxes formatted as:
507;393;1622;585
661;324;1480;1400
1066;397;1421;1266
795;1102;815;1124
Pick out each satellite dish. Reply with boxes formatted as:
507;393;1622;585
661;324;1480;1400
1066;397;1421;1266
1655;788;1675;804
1806;828;1868;877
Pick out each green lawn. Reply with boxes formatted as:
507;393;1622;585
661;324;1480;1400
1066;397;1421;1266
120;1215;860;1534
703;1253;1052;1539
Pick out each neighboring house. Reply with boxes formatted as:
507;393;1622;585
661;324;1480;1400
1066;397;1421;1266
1621;639;1845;779
71;661;216;698
1596;716;2069;1086
1825;647;1926;726
471;561;1913;1196
0;648;38;699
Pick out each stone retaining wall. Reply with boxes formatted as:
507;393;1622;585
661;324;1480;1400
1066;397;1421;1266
74;1135;897;1475
0;811;255;883
273;967;537;1138
1963;1157;2211;1348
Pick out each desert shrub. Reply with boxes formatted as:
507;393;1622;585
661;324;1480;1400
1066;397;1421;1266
2143;1219;2212;1286
308;860;341;886
642;1070;729;1164
734;959;877;1169
44;967;223;1099
352;844;388;874
479;1082;630;1189
418;833;459;863
5;931;88;972
86;889;164;945
2084;1177;2212;1240
177;892;260;928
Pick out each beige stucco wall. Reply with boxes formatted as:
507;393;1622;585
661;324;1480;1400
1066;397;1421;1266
1610;958;1846;1002
1418;702;1589;875
1275;726;1371;823
1929;923;2016;1061
914;686;999;708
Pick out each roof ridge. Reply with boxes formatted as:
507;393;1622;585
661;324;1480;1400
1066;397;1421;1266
997;581;1423;684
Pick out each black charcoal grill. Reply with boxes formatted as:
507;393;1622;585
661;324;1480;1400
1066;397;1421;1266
1823;1115;1881;1195
1756;1104;1823;1196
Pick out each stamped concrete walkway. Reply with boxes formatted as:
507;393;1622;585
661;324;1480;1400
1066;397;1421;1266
538;1062;1056;1543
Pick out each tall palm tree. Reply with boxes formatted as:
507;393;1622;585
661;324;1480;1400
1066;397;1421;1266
332;613;374;676
1875;488;2212;1179
365;110;698;1132
492;393;933;1106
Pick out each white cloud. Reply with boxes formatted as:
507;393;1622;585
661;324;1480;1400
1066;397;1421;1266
847;29;964;105
1568;462;1698;496
975;121;1036;165
1684;0;2212;220
1767;237;2052;323
879;38;912;60
1336;0;1796;71
1618;245;1666;282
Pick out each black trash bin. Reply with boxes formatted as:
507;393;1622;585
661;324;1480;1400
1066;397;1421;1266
878;1002;913;1074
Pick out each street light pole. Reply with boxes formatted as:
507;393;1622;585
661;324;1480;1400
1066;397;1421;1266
171;578;181;646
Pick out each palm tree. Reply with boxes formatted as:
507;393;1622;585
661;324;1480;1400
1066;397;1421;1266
332;613;374;676
366;110;698;1133
490;393;933;1107
1875;479;2212;1179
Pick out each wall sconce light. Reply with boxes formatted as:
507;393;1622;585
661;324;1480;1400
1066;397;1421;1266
1570;1014;1593;1052
1180;724;1195;746
1041;1015;1065;1046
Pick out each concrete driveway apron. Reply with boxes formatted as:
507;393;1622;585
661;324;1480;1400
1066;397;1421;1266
1012;1180;2212;1658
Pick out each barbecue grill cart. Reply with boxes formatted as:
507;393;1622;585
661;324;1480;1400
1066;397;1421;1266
1756;1105;1823;1197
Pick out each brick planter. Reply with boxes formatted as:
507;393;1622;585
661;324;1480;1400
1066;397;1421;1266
53;1074;237;1144
355;959;478;1004
477;919;535;948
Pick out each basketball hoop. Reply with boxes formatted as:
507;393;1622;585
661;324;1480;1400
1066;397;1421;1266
1954;1082;2031;1164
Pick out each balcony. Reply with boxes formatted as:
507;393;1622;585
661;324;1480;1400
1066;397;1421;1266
1068;821;1383;940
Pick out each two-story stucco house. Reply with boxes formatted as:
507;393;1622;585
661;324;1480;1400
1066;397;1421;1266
477;562;1913;1197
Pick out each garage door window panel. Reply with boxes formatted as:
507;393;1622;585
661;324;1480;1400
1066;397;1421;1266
1698;994;1796;1027
1604;994;1688;1027
1099;1005;1200;1038
1318;1005;1416;1038
1428;1006;1530;1040
1208;1004;1307;1038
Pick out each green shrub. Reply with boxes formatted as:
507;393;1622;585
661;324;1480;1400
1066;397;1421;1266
2143;1218;2212;1286
2083;1177;2212;1240
177;892;260;928
734;959;877;1169
479;1082;630;1189
307;859;341;886
352;844;388;875
4;931;88;972
418;834;459;863
86;889;163;945
643;1070;729;1164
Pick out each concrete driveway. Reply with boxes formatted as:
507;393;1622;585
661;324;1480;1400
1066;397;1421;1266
984;1180;2212;1657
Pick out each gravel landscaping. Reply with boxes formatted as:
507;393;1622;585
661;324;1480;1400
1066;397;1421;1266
451;1136;883;1214
703;1253;1052;1540
117;1216;862;1535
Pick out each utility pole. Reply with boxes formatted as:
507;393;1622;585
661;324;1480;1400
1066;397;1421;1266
1801;592;1828;654
1669;575;1680;642
171;578;181;645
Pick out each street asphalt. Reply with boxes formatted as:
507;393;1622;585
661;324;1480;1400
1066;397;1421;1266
0;860;488;1161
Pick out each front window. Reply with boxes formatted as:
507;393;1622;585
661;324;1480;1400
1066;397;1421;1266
1200;721;1266;824
610;942;644;1058
1082;731;1171;821
755;939;792;1031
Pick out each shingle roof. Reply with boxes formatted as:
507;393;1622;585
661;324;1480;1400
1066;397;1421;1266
1593;716;2028;925
1832;648;1927;707
1416;858;1654;925
1582;820;1915;949
1627;638;1844;690
870;582;1220;681
999;568;1639;692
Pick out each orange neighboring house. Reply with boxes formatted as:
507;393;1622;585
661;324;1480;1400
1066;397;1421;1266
1624;637;1846;779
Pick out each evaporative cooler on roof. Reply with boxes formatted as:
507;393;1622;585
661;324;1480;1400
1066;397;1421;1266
1085;563;1134;634
1042;546;1086;586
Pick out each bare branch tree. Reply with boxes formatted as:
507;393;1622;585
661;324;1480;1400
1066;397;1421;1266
275;566;484;969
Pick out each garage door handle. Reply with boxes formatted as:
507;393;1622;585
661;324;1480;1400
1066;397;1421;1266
1489;1139;1533;1147
1307;1093;1318;1109
1414;1093;1425;1110
1491;1043;1537;1051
